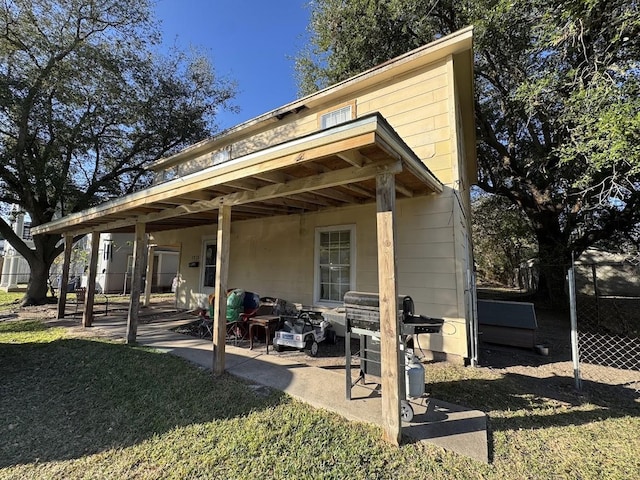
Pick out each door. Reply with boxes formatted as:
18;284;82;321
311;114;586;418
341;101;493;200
201;240;217;297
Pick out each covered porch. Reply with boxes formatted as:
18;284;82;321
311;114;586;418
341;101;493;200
32;113;443;444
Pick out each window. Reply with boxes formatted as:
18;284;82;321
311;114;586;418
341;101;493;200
203;241;217;288
318;101;356;130
22;223;32;240
315;226;355;303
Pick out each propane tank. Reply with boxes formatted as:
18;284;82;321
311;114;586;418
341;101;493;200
405;351;425;398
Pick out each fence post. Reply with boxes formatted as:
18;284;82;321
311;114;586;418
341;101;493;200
568;265;582;390
591;264;600;326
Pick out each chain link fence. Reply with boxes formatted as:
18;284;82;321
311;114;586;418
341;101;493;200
569;254;640;398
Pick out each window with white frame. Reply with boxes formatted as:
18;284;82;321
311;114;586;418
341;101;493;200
315;226;355;303
319;103;354;129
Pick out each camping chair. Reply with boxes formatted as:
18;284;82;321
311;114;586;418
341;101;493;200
197;290;260;343
198;313;213;338
226;290;261;345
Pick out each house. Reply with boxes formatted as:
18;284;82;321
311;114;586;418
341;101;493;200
32;27;476;443
0;209;34;291
93;233;179;294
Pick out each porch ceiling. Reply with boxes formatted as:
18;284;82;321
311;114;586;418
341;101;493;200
32;113;443;236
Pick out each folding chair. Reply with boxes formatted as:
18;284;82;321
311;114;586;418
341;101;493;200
198;316;213;338
198;290;261;344
74;287;86;316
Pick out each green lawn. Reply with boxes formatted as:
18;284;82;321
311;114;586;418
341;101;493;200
0;291;23;308
1;320;638;479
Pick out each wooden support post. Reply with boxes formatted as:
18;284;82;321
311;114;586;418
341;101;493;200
57;234;73;319
213;204;231;375
376;171;402;446
143;245;155;307
126;223;146;344
82;232;100;328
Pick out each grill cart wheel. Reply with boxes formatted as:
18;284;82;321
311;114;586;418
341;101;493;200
400;400;414;422
327;329;337;345
305;337;319;357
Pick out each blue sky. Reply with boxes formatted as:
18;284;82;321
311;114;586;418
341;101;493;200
154;0;311;131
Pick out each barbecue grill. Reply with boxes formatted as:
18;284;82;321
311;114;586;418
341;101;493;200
343;291;444;421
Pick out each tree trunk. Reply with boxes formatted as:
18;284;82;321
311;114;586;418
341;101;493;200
22;256;55;306
535;233;571;310
18;233;64;307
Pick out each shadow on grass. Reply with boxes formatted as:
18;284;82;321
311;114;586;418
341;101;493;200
430;371;640;431
0;335;287;468
428;371;640;463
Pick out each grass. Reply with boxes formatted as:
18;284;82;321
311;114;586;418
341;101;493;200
1;320;639;479
0;291;23;309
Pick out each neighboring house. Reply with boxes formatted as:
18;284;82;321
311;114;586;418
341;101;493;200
1;212;178;294
574;249;640;297
0;210;34;291
32;28;477;364
95;232;179;294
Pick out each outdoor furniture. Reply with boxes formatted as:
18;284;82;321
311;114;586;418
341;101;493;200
227;291;260;344
73;287;86;316
249;315;280;353
198;290;261;344
72;286;109;317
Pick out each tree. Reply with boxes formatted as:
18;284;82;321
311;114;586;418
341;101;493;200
0;0;236;305
297;0;640;307
472;192;537;287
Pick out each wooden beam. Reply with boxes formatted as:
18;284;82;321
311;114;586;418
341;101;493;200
176;191;213;201
261;197;320;211
154;199;197;206
56;234;73;319
143;245;155;307
312;187;361;204
337;149;367;167
302;161;329;174
253;171;289;183
232;204;293;215
226;160;402;206
293;192;333;207
342;183;376;198
83;231;100;328
226;178;261;190
69;159;402;235
376;172;402;446
213;205;231;375
126;223;146;344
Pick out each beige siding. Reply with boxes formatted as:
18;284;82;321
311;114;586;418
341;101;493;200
152;191;469;359
158;59;457;190
412;57;474;359
356;61;455;186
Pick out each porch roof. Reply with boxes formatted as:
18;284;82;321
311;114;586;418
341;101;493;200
32;113;443;237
